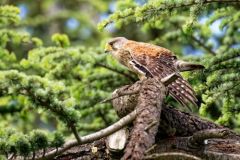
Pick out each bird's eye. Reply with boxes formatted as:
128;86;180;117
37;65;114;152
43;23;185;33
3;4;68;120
110;42;117;50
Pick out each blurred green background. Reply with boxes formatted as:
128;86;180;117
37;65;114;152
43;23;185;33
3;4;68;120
0;0;239;158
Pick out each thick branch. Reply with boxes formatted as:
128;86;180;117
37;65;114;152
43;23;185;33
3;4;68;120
123;78;166;160
158;106;224;137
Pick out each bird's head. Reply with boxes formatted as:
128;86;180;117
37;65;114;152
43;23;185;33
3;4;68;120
104;37;127;54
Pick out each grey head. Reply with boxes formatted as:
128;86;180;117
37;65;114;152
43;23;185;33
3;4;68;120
105;37;128;54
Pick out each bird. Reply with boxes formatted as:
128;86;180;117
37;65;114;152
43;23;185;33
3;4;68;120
104;37;204;108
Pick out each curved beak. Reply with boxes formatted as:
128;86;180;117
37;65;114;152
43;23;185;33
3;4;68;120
104;43;112;54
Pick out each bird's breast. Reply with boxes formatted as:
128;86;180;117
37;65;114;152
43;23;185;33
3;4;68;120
113;50;132;67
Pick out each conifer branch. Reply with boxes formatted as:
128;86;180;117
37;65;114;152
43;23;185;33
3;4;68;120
99;0;240;29
189;35;217;55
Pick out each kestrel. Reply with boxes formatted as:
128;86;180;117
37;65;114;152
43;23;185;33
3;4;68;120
105;37;204;108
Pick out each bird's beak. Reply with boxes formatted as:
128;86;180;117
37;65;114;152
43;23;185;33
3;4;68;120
104;43;112;54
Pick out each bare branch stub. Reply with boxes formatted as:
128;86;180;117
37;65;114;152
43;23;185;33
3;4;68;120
188;129;230;148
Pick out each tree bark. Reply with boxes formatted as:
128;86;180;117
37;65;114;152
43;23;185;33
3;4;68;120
123;78;166;160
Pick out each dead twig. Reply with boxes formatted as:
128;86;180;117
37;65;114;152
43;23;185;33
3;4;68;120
100;90;139;104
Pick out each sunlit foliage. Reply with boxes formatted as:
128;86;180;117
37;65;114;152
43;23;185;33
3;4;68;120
0;0;239;158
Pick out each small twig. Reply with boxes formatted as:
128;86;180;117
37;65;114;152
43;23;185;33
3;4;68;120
145;144;157;154
188;129;230;148
144;152;202;160
144;121;158;131
181;30;216;56
172;21;217;56
69;124;82;144
100;90;139;104
32;151;35;160
42;149;46;158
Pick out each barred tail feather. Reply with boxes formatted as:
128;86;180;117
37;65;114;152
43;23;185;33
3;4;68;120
168;77;198;109
176;79;198;102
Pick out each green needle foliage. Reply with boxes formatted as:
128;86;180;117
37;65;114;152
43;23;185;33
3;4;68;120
0;0;239;158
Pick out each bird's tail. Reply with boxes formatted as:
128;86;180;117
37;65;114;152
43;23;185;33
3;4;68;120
168;77;199;109
175;60;205;72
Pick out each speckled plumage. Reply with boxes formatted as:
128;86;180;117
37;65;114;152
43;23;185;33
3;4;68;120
105;37;204;108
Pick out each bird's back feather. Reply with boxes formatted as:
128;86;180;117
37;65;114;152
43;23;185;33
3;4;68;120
122;40;199;108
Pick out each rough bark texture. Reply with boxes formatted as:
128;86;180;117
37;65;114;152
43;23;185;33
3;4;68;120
123;78;166;160
159;106;224;137
111;79;224;138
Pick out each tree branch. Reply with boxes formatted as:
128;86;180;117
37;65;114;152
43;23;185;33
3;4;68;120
146;0;240;20
104;0;240;28
123;78;166;160
190;35;217;55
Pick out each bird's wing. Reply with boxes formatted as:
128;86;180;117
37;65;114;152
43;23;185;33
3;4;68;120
124;41;198;108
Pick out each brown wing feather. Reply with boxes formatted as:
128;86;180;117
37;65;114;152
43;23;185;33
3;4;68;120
124;41;198;108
